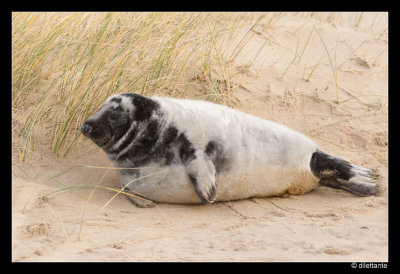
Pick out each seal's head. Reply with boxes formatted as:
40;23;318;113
81;93;159;149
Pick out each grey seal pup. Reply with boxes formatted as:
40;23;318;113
81;92;381;207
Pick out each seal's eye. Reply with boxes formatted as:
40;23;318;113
108;107;128;129
108;110;120;120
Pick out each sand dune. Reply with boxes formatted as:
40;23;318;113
12;12;388;262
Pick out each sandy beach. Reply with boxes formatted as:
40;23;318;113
12;12;388;262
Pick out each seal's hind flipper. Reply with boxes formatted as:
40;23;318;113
310;150;381;196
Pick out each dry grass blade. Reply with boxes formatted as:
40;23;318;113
43;162;166;239
305;58;323;82
99;168;167;211
312;20;339;103
43;184;147;201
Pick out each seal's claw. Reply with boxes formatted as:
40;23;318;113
126;195;157;208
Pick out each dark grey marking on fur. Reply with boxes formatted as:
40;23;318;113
310;150;354;180
153;126;179;165
177;133;196;164
205;141;231;173
121;93;160;121
117;119;161;162
110;97;122;104
161;126;179;149
310;150;380;196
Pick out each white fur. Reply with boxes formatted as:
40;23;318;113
115;122;147;160
125;96;320;204
112;121;136;151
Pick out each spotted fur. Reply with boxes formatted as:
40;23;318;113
81;93;381;207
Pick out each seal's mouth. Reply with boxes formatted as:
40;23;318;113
99;134;115;148
81;122;114;148
92;136;111;147
90;132;115;148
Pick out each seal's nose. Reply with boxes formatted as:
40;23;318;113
81;123;92;136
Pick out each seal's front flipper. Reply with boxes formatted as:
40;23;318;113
310;150;382;196
186;150;217;204
125;194;157;208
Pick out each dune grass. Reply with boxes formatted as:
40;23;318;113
12;12;388;162
12;12;270;160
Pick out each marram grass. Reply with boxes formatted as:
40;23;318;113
12;12;387;161
12;12;268;160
